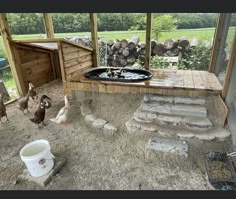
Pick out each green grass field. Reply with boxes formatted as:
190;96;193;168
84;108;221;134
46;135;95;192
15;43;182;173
1;27;235;59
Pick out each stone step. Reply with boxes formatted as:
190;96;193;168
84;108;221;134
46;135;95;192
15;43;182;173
171;104;207;117
140;103;207;118
157;115;212;131
177;128;231;141
133;110;157;123
146;137;188;157
126;119;158;133
173;97;206;106
144;94;173;104
144;94;205;106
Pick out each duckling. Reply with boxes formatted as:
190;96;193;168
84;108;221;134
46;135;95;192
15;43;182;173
17;92;30;114
30;100;49;128
0;93;8;123
50;95;70;126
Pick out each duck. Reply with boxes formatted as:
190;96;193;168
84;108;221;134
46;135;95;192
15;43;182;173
17;92;30;114
27;81;37;101
0;93;8;123
50;95;70;126
29;96;50;128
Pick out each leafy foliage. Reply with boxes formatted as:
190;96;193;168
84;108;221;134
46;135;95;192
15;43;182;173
4;13;234;35
177;43;212;70
152;15;177;41
150;56;172;69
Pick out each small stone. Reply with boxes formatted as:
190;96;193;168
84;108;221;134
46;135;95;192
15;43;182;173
85;114;97;123
103;123;118;135
92;118;107;130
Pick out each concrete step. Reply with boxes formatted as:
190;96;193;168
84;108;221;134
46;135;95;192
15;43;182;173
140;103;207;118
157;115;212;131
146;137;188;157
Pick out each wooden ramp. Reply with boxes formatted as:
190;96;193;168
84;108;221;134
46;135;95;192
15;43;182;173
64;69;223;97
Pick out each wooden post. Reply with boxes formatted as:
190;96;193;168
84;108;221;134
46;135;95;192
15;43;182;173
89;13;99;67
222;32;236;99
214;14;231;76
0;13;26;96
208;13;227;72
43;13;55;39
145;13;152;71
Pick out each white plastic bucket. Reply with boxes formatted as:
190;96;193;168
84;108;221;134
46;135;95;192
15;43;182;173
20;139;54;177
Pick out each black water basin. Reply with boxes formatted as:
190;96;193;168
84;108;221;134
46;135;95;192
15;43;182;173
84;67;152;82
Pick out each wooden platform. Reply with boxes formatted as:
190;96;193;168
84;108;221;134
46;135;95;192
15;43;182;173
64;69;223;97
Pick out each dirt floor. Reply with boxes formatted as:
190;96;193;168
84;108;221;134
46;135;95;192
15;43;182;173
0;80;233;190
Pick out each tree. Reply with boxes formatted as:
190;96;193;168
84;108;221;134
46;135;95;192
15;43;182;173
152;15;177;41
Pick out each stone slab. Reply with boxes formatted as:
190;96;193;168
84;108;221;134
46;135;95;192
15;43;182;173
171;104;207;117
18;157;66;187
141;103;172;114
144;94;173;103
146;137;188;157
157;115;212;130
174;97;206;105
177;128;231;141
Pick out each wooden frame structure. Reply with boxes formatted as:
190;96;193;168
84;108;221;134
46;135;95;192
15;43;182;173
0;13;235;100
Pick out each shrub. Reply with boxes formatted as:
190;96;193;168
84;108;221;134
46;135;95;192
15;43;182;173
150;56;171;69
177;43;211;70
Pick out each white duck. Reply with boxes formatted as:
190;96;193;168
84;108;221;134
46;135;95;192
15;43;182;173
50;95;70;125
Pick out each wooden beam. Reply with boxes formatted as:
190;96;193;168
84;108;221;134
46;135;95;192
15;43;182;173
222;32;236;99
89;13;99;67
0;13;26;96
43;13;55;39
145;13;152;71
57;41;67;82
208;13;227;72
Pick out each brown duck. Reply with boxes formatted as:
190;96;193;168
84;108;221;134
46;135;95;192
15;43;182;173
27;81;37;100
0;93;8;123
17;92;30;114
30;95;51;128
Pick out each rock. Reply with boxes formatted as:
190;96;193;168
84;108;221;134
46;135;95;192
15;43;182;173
92;118;108;130
85;114;97;123
146;137;188;157
103;123;118;135
133;111;157;123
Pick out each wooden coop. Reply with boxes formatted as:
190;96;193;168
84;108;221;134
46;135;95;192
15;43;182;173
0;13;235;117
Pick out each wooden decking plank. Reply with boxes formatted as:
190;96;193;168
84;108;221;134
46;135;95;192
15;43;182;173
183;70;194;88
192;70;205;89
174;70;184;88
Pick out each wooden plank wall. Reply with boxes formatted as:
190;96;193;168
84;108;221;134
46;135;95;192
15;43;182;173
14;43;55;90
61;41;93;81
